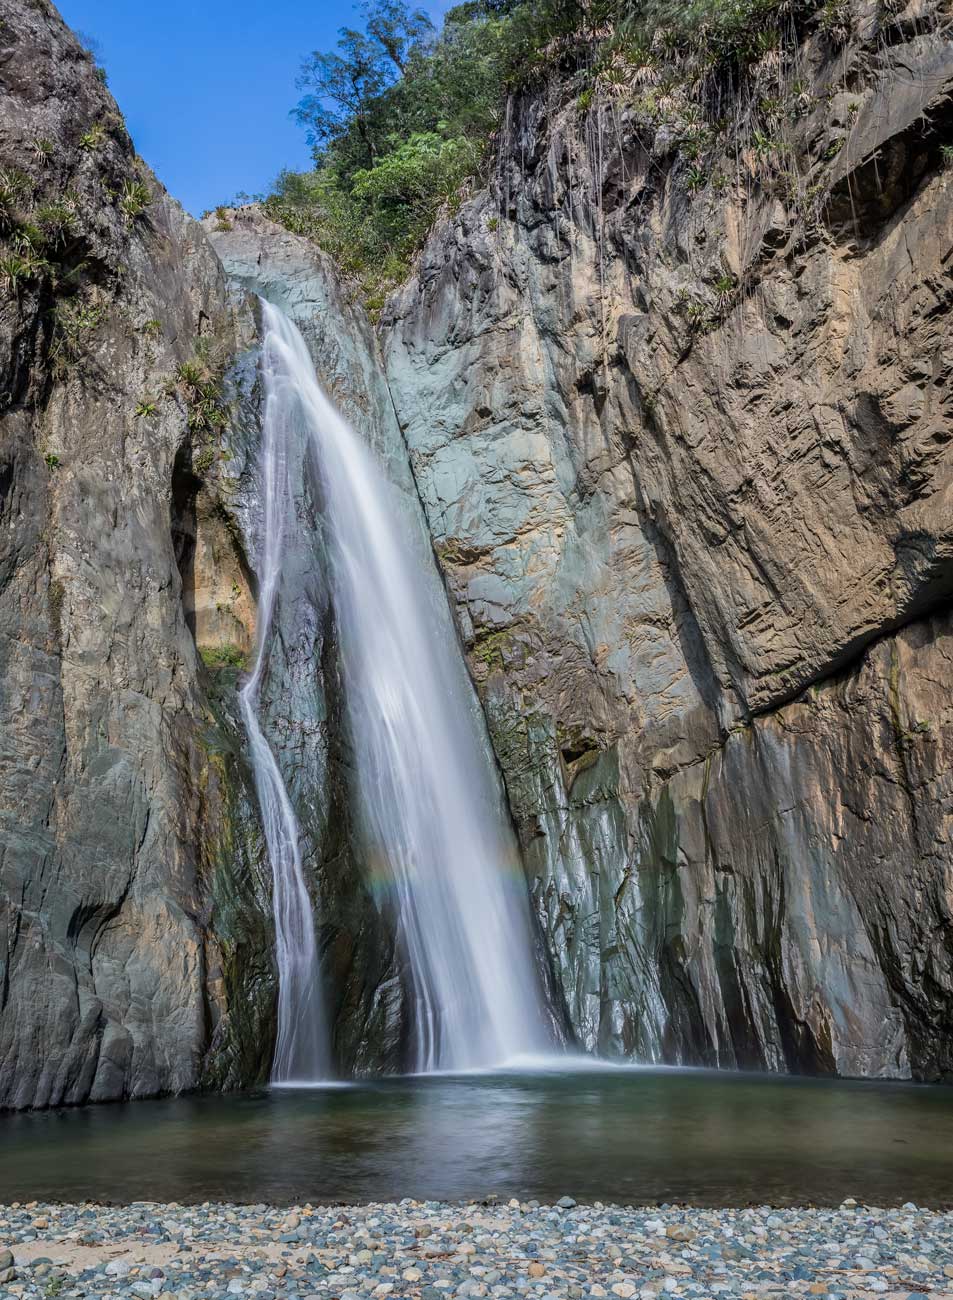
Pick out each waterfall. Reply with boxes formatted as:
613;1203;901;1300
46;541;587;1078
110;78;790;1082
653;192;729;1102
238;324;329;1084
258;298;552;1072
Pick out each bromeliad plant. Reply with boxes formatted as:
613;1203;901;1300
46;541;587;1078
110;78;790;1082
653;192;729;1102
119;177;151;221
171;342;231;437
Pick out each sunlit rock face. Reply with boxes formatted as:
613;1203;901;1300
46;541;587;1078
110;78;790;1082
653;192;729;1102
382;8;953;1079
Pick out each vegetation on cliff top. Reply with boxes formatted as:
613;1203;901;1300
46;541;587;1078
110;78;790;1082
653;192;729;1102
262;0;846;308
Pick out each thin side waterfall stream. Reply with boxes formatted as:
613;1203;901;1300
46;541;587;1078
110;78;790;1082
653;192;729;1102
238;333;329;1084
252;298;552;1075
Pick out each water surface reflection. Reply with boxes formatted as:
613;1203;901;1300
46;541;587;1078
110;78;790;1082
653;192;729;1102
2;1067;952;1206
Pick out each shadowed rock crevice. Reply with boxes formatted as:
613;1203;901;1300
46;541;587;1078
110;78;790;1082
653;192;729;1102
171;446;201;638
825;43;953;241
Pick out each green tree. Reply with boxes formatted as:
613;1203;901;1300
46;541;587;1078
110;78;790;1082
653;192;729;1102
295;29;392;166
364;0;434;72
273;0;825;311
295;2;435;166
351;132;481;247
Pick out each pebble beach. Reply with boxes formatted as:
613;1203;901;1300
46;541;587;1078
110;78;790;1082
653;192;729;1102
0;1202;950;1300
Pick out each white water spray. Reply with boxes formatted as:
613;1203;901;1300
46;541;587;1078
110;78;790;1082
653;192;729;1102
258;298;552;1072
238;326;329;1083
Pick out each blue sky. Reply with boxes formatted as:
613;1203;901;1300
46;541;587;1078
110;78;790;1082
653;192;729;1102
56;0;450;217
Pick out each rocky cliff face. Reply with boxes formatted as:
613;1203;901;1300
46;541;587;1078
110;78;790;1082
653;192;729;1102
3;0;952;1108
0;0;456;1102
0;0;288;1107
382;0;953;1078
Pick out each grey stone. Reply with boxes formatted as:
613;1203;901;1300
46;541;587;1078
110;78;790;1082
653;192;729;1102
0;0;275;1108
382;7;953;1078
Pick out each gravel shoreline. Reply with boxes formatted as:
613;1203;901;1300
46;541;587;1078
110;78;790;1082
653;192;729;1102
0;1202;950;1300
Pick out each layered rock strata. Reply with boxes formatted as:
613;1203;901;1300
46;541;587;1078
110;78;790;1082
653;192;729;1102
382;1;953;1077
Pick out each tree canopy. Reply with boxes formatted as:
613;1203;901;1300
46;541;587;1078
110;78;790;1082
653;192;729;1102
265;0;834;311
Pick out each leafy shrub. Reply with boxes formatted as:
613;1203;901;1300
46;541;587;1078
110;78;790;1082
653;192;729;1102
200;643;246;670
265;0;829;308
171;342;230;435
50;297;104;372
0;251;47;295
713;271;737;312
264;170;398;304
34;200;77;248
0;167;32;231
818;0;851;42
351;133;479;245
193;446;216;474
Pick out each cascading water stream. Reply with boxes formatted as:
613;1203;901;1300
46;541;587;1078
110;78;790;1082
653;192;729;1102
258;298;552;1072
238;328;329;1084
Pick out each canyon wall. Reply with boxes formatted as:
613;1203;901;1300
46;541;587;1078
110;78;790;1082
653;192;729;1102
2;0;952;1107
0;0;306;1107
382;0;953;1078
0;2;420;1104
